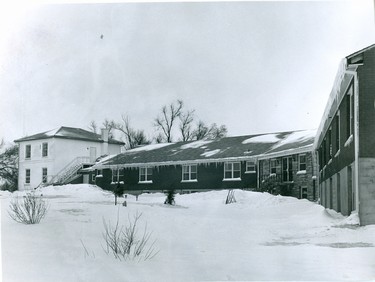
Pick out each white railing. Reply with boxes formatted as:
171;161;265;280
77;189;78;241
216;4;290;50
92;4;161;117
48;156;92;185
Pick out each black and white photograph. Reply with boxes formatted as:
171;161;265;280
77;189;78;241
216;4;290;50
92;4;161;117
1;0;375;281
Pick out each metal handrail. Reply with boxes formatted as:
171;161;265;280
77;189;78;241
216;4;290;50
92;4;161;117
48;156;92;185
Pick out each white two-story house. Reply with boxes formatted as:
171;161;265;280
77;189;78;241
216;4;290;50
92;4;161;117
14;126;124;190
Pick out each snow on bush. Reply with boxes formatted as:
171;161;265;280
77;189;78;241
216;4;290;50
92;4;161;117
8;191;49;224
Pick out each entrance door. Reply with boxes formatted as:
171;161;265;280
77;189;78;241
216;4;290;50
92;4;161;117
90;147;97;163
83;174;89;184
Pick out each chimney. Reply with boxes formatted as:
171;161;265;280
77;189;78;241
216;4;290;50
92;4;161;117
101;128;109;155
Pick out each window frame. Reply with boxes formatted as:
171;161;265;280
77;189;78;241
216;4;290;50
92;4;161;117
42;142;48;157
111;168;124;183
25;144;31;159
92;169;103;182
245;161;256;173
223;162;241;181
299;154;307;171
139;167;153;183
270;159;277;174
25;169;31;184
282;157;293;182
346;85;354;140
335;111;340;155
328;127;332;161
181;164;198;182
42;167;48;183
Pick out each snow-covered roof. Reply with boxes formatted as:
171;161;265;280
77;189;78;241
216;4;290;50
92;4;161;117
14;126;124;145
91;129;316;169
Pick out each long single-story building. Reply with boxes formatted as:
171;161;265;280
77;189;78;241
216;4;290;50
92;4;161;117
86;129;317;199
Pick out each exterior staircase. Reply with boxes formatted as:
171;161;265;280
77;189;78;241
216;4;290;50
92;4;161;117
48;156;93;186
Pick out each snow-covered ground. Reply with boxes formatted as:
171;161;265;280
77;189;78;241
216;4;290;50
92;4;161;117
1;184;375;281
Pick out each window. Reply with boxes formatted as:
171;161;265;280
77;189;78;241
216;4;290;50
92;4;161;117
182;165;197;181
246;161;256;173
270;159;277;174
42;142;48;157
299;154;306;171
282;157;293;182
224;162;241;180
300;186;308;199
322;138;327;166
318;147;322;171
139;167;153;183
335;112;340;153
112;169;123;183
25;145;31;159
25;169;31;184
42;168;47;183
93;169;103;182
328;127;332;160
346;86;354;139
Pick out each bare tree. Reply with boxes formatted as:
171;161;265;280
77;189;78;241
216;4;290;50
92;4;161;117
102;119;116;139
209;123;228;139
114;115;150;149
154;133;164;144
179;109;195;141
193;121;227;140
0;143;18;191
193;120;210;140
88;120;98;134
154;100;183;143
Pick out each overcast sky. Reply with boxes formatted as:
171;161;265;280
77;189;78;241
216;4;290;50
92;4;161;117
0;0;374;143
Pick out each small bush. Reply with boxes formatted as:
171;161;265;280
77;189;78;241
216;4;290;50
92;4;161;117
102;211;158;261
8;192;48;224
113;182;124;205
164;189;176;205
225;189;236;204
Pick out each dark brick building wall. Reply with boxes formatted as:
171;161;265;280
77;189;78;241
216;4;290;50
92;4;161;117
91;161;258;194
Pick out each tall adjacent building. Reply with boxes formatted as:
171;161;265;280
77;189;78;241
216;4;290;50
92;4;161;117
14;126;124;190
314;44;375;225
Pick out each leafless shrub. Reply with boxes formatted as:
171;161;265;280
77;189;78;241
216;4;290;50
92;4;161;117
102;211;159;261
80;239;96;259
225;189;236;204
8;192;48;224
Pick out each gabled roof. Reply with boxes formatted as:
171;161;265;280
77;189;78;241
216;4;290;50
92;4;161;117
93;129;316;169
14;126;125;145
